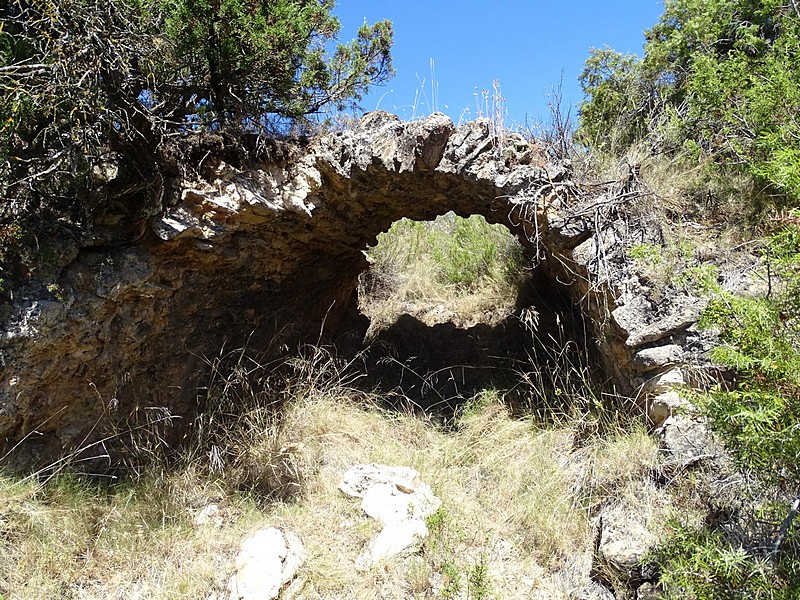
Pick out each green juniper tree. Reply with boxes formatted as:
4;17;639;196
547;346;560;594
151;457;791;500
577;1;800;594
1;0;393;169
578;0;800;209
0;0;392;285
160;0;393;127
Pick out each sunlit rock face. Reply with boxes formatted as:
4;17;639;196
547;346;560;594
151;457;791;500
0;111;711;461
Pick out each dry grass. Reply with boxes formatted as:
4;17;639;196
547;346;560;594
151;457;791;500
580;138;766;232
0;467;266;599
0;359;670;600
0;144;729;598
268;386;669;599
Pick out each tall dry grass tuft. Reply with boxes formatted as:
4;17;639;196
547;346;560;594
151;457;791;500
575;133;769;236
0;339;672;599
0;462;269;598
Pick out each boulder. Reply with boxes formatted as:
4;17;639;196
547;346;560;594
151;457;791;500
660;416;718;465
633;344;684;370
647;390;687;428
595;505;657;584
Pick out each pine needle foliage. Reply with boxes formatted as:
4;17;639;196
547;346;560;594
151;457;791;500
653;223;800;598
578;0;800;216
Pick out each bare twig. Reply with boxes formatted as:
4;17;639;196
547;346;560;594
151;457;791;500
771;494;800;565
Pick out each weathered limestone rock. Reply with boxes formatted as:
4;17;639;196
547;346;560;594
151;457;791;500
660;417;718;465
227;527;306;600
0;110;727;460
597;514;654;577
340;463;441;568
594;504;658;594
643;368;686;395
647;390;686;428
633;344;684;370
617;297;704;350
357;519;429;569
580;581;616;600
340;463;421;497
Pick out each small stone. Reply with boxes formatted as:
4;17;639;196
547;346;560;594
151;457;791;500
193;503;224;528
227;527;306;600
341;464;441;568
355;519;429;568
648;391;686;427
633;344;684;370
596;506;656;581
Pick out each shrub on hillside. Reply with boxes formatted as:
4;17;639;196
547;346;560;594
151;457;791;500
578;0;800;217
653;223;800;597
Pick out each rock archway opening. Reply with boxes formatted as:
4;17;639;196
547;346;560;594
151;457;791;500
1;112;651;461
347;212;599;420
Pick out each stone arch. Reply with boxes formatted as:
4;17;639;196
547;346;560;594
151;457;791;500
0;112;707;459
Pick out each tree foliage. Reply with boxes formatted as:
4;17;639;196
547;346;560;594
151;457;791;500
698;223;800;486
575;48;654;152
651;223;800;598
578;0;800;209
1;0;162;201
654;520;800;600
161;0;393;126
0;0;392;285
590;5;800;584
0;0;392;192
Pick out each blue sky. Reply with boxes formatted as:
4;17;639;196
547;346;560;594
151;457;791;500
334;1;665;127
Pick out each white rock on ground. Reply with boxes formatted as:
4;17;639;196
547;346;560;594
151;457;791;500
339;463;419;497
340;463;441;568
227;527;306;600
357;519;430;569
597;506;656;580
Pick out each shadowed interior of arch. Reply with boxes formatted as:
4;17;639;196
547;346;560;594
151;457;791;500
349;212;602;421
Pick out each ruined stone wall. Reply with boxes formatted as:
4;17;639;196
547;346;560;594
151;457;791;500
0;111;715;461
